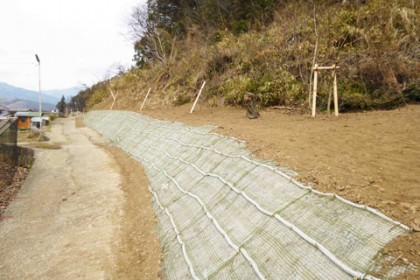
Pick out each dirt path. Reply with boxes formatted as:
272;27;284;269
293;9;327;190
0;118;160;279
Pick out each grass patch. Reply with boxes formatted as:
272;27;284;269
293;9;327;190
26;143;62;150
18;130;49;143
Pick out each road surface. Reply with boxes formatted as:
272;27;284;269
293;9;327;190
0;117;160;279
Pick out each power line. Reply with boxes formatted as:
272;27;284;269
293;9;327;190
0;62;36;65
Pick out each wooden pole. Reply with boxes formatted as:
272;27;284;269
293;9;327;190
140;87;151;112
190;81;206;114
312;64;318;117
333;66;339;116
315;66;340;70
327;86;332;116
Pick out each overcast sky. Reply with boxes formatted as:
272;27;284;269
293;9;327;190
0;0;146;91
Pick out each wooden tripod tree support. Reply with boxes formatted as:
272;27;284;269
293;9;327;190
108;87;119;111
311;64;339;117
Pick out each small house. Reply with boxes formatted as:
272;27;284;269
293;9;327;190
15;112;41;130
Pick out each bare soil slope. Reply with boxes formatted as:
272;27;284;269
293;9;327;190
134;104;419;278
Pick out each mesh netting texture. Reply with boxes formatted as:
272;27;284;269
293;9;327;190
84;110;410;280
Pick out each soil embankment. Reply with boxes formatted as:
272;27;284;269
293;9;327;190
139;104;419;278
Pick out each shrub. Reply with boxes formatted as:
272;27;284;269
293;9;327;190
403;82;420;102
222;68;303;107
173;92;191;106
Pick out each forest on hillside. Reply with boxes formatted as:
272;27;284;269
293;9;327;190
71;0;419;112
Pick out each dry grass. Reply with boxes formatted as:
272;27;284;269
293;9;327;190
83;0;419;113
26;143;62;150
18;130;49;143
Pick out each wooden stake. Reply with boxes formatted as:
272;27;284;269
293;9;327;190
333;66;339;116
327;86;332;116
312;65;318;117
190;81;206;114
140;88;151;112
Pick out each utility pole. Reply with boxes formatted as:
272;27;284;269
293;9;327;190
35;54;42;117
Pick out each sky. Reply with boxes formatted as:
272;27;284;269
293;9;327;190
0;0;146;91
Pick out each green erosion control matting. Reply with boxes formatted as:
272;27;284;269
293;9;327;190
84;110;411;280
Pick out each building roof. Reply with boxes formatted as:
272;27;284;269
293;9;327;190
9;109;33;113
15;112;42;117
31;116;49;123
0;111;10;118
31;117;42;123
0;111;10;121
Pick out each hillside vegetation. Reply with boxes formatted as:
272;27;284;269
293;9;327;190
72;0;419;113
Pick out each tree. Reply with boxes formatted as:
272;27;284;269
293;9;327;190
128;0;281;67
57;95;66;114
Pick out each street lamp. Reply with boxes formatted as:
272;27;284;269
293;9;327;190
35;54;42;116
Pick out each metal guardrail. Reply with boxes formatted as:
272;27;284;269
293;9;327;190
0;119;18;186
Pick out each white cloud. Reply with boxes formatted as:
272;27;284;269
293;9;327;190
0;0;145;90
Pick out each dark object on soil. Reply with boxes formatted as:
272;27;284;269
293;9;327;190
245;92;260;119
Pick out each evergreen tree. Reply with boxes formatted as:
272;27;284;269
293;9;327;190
57;95;66;113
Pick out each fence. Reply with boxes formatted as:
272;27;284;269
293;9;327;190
0;119;18;187
84;110;412;280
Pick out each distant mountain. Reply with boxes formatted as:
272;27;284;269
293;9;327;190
43;87;82;99
0;98;56;112
0;82;80;112
0;82;60;104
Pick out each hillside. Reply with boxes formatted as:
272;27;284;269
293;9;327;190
73;0;419;113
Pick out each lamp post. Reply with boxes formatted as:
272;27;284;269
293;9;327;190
35;54;42;116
